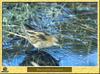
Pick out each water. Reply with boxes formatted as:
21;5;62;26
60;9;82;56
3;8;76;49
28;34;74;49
2;3;97;66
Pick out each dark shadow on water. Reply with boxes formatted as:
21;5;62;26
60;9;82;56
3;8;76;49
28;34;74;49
20;50;59;66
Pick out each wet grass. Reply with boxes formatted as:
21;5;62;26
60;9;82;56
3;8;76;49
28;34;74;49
2;3;97;66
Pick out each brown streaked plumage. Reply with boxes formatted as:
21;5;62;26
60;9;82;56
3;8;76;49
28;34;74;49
5;25;60;49
22;25;60;49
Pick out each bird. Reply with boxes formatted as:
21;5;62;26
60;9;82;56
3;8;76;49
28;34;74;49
5;25;60;50
5;26;61;49
6;25;60;49
21;25;60;49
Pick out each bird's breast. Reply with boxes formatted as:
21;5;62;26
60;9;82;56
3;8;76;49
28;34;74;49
33;41;54;49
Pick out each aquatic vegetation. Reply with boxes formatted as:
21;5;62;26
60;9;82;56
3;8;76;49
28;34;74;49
2;3;97;66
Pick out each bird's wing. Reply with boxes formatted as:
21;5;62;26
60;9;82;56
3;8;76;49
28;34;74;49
26;29;49;40
22;24;50;41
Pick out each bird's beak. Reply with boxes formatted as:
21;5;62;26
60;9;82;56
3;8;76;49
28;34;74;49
54;43;61;47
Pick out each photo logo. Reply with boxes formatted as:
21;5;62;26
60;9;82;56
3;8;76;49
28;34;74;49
1;67;9;72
